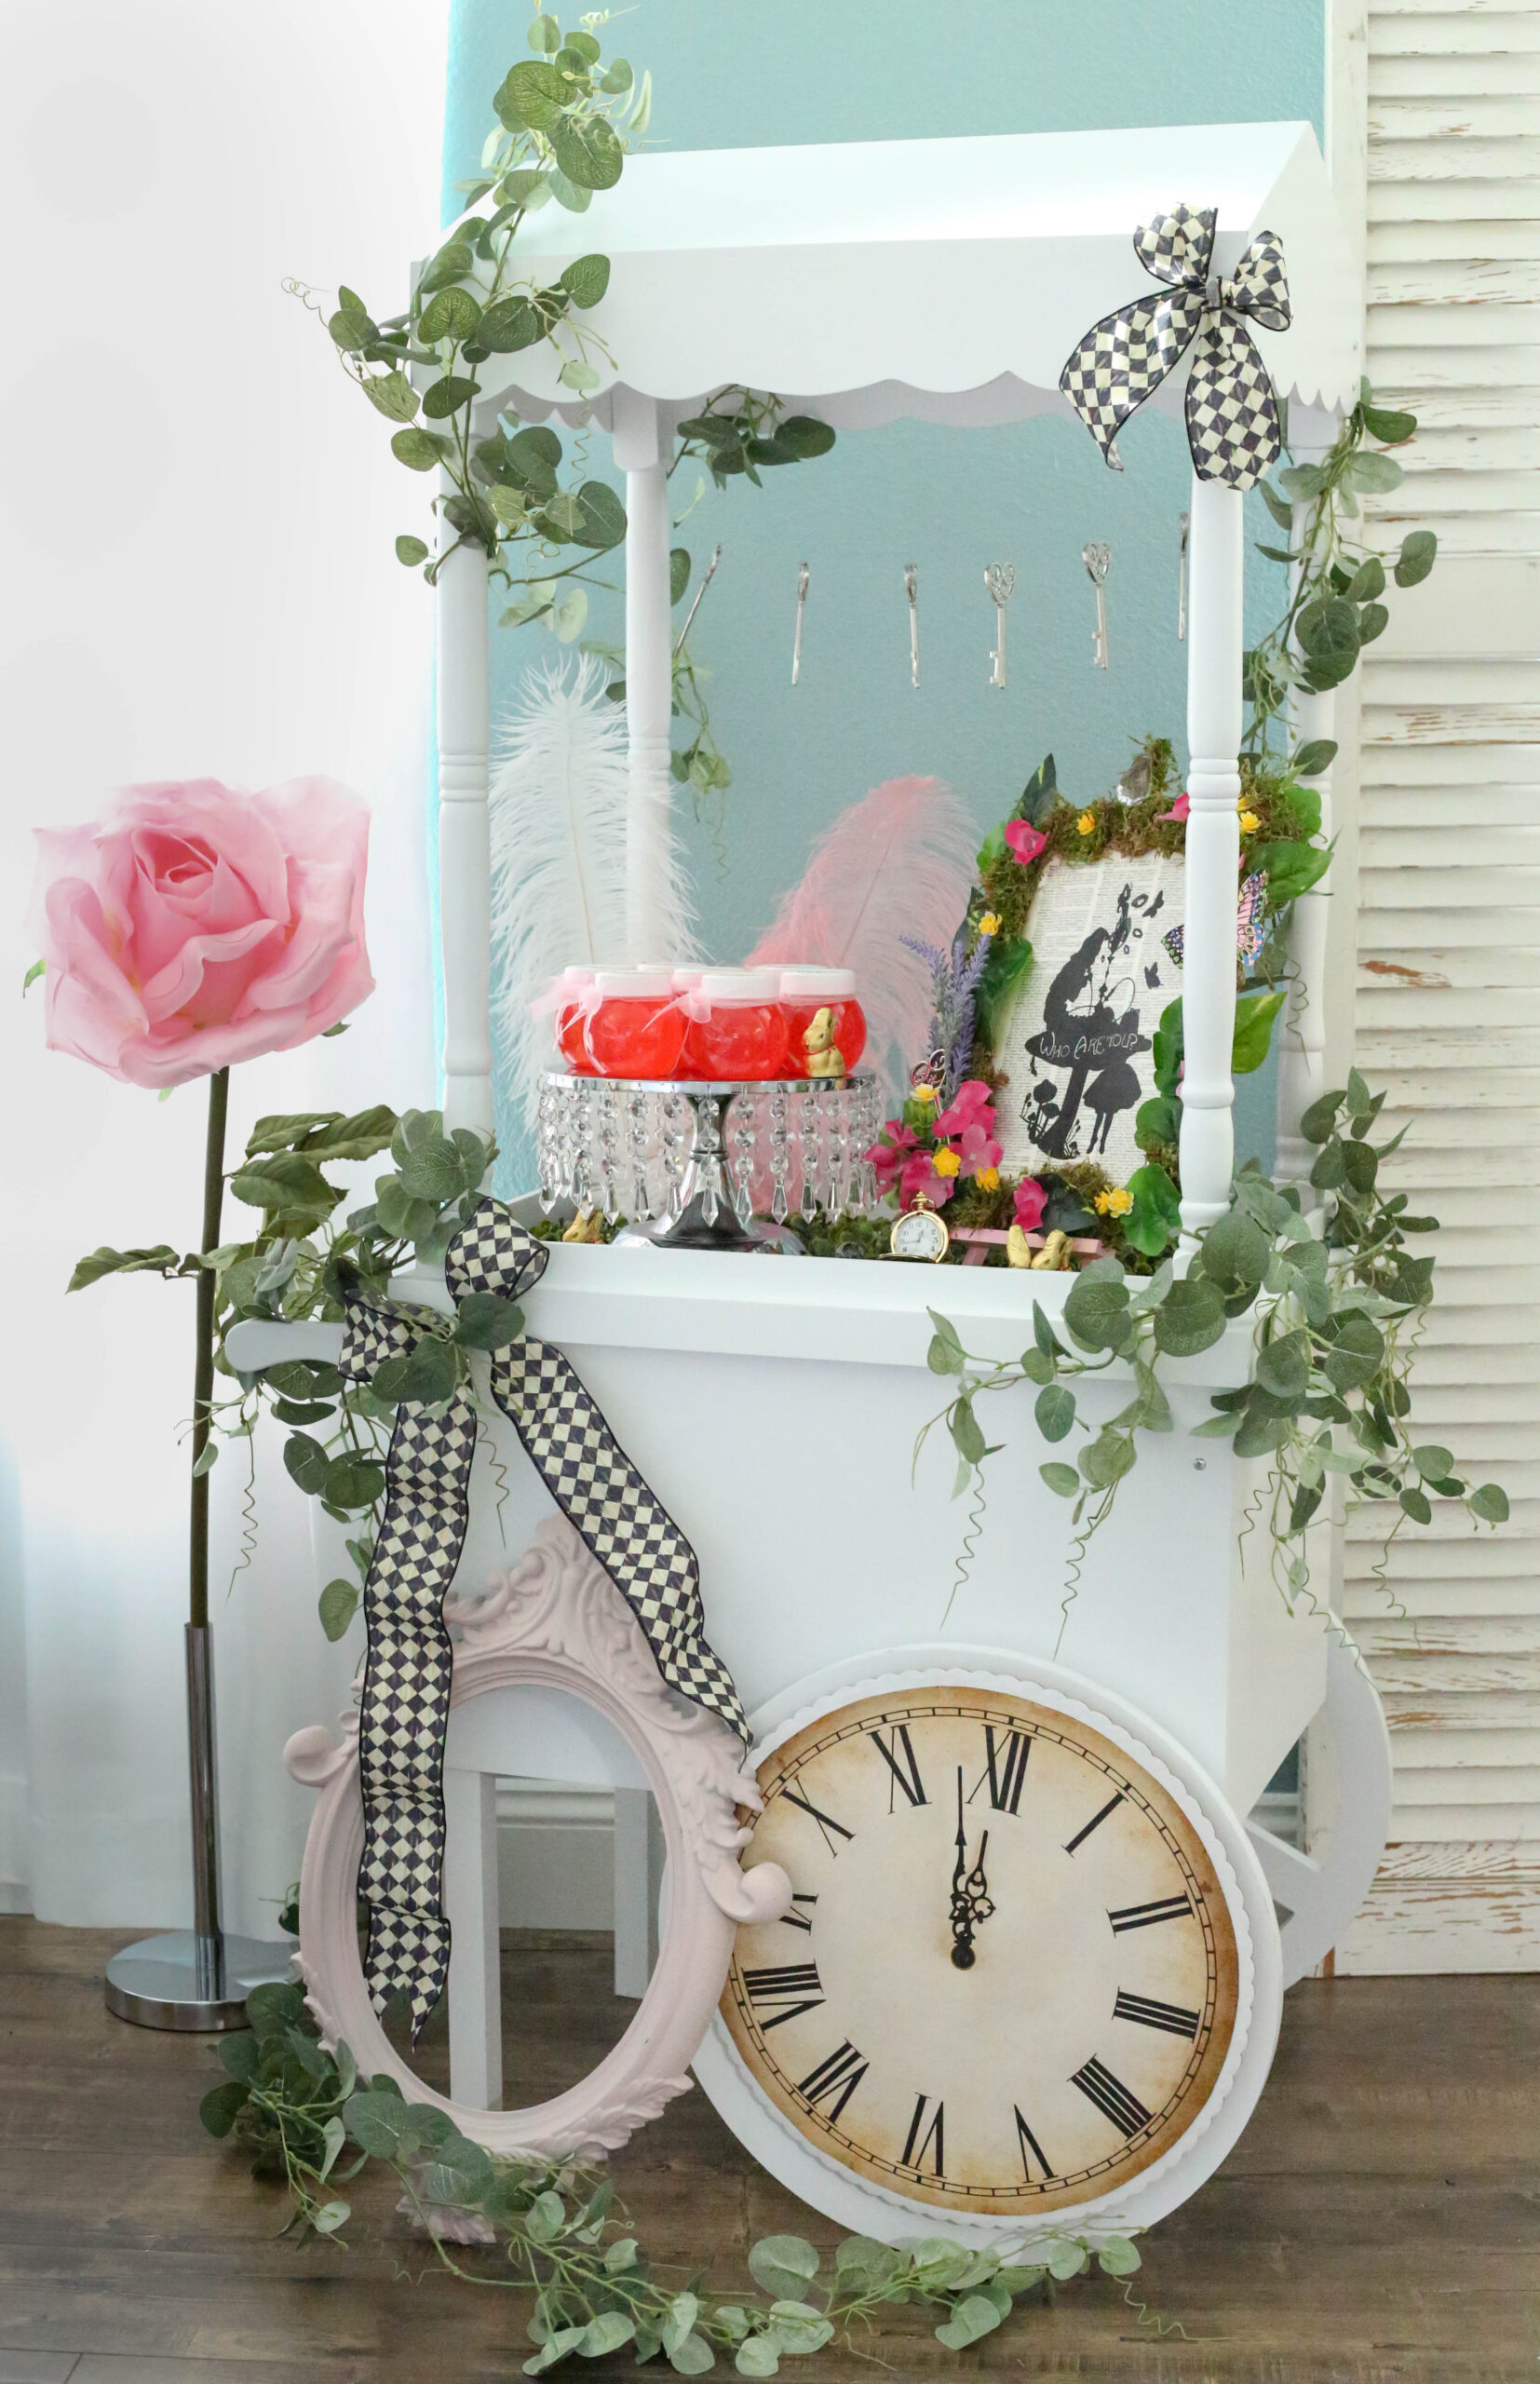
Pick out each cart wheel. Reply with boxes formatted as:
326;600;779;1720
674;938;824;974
1245;1631;1392;1988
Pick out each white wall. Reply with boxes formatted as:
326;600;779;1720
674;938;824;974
0;0;446;1931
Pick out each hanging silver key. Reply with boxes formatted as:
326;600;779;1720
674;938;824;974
904;562;920;688
1082;541;1112;670
985;563;1015;689
790;561;810;685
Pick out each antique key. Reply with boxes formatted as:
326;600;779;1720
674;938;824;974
985;562;1015;689
1082;541;1112;670
673;542;722;658
904;562;920;687
790;561;810;685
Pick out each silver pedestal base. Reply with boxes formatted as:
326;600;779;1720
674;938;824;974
104;1930;296;2032
615;1197;804;1255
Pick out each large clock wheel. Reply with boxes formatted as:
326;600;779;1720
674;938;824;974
693;1655;1281;2243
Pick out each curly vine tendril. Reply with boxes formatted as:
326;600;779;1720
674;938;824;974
940;1465;988;1630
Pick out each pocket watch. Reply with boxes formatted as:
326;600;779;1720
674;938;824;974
694;1662;1275;2244
889;1194;950;1264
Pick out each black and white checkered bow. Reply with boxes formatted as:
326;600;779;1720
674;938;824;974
340;1196;748;2035
1060;204;1290;493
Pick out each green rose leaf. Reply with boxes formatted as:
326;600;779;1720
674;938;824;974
1412;1443;1454;1482
1040;1461;1081;1498
283;1432;331;1497
1196;1210;1271;1298
328;305;377;352
478;298;545;354
1346;555;1386;603
1290;738;1338;779
1360;395;1417;444
1358;600;1390;644
68;1243;184;1292
1034;1384;1076;1443
1470;1483;1509;1525
833;2236;901;2288
395;535;430;567
1346;449;1405;494
1256;1329;1311;1402
317;1578;360;1642
1135;1093;1181;1152
1320;1313;1385;1392
495;59;566;131
1299;1089;1345;1145
1399;1484;1433;1525
735;2341;778;2379
363;371;420;423
323;1455;386;1510
1395;528;1438;588
950;1399;987;1468
1123;1161;1182;1258
1233;989;1287;1076
574;481;627;549
1251;840;1331;907
1061;1273;1131;1353
670;547;692;605
1097;2234;1142;2277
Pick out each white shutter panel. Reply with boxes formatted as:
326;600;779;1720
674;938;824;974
1334;0;1540;1970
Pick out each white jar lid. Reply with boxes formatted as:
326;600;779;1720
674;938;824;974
593;968;676;996
552;963;595;983
779;967;857;997
699;968;782;1002
671;966;708;990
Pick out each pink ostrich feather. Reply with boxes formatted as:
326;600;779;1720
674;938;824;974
746;774;976;1104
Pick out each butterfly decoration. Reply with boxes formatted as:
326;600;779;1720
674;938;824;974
1161;873;1268;972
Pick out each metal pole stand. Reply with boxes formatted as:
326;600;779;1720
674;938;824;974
104;1622;295;2032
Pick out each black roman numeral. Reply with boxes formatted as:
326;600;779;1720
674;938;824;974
1108;1893;1192;1933
900;2092;945;2174
1071;2054;1153;2139
781;1892;818;1934
971;1725;1030;1815
1113;1989;1200;2039
1014;2106;1054;2182
1064;1790;1126;1854
868;1723;926;1809
781;1783;854;1854
743;1963;825;2030
797;2041;869;2123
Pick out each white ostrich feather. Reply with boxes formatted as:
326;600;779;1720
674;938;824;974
489;653;698;1130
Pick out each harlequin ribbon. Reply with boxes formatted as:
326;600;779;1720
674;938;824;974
338;1195;748;2036
1060;204;1291;494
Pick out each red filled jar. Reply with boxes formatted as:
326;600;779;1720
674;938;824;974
584;968;687;1079
671;967;709;1078
546;965;596;1072
686;969;789;1081
778;968;866;1077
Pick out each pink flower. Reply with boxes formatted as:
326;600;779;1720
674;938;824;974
1005;820;1048;867
901;1152;954;1206
30;778;372;1089
870;1122;921;1181
934;1079;995;1138
955;1122;1003;1178
1156;792;1190;824
1013;1177;1047;1230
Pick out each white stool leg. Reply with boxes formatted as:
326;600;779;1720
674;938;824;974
612;1787;662;1999
443;1767;502;2107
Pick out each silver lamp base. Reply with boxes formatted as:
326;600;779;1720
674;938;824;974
104;1930;296;2032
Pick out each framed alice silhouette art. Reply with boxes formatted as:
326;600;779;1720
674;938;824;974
992;848;1185;1185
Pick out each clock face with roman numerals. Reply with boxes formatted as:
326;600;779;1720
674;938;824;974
720;1684;1243;2216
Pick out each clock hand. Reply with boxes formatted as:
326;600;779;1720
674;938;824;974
951;1771;992;1969
965;1829;995;1927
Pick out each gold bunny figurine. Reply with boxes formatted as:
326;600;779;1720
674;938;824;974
803;1004;847;1079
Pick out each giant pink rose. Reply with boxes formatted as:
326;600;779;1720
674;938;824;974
31;777;373;1089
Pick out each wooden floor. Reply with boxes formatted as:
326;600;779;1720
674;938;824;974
2;1918;1536;2384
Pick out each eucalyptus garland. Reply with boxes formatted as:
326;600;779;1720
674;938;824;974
924;1081;1507;1628
201;1984;1155;2375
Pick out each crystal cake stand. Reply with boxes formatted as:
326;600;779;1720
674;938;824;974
536;1072;884;1255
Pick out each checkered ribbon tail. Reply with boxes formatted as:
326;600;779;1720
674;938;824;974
337;1199;749;2035
1059;203;1290;493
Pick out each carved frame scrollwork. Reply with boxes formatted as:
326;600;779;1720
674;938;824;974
285;1516;790;2160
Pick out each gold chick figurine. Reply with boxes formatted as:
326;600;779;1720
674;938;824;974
803;1004;847;1079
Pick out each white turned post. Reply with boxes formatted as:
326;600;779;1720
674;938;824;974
612;389;674;959
1180;472;1245;1239
1274;408;1342;1190
443;1765;502;2109
436;517;494;1136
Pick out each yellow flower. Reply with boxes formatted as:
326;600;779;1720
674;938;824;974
1095;1185;1134;1218
975;1165;1001;1191
912;1082;939;1104
933;1147;961;1178
978;911;1001;937
1076;810;1096;835
1238;808;1261;833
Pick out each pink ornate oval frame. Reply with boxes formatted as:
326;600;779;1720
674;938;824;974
285;1517;790;2160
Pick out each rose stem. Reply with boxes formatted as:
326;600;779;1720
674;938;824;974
189;1065;229;1632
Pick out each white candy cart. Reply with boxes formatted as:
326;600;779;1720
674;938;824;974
236;120;1393;2248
